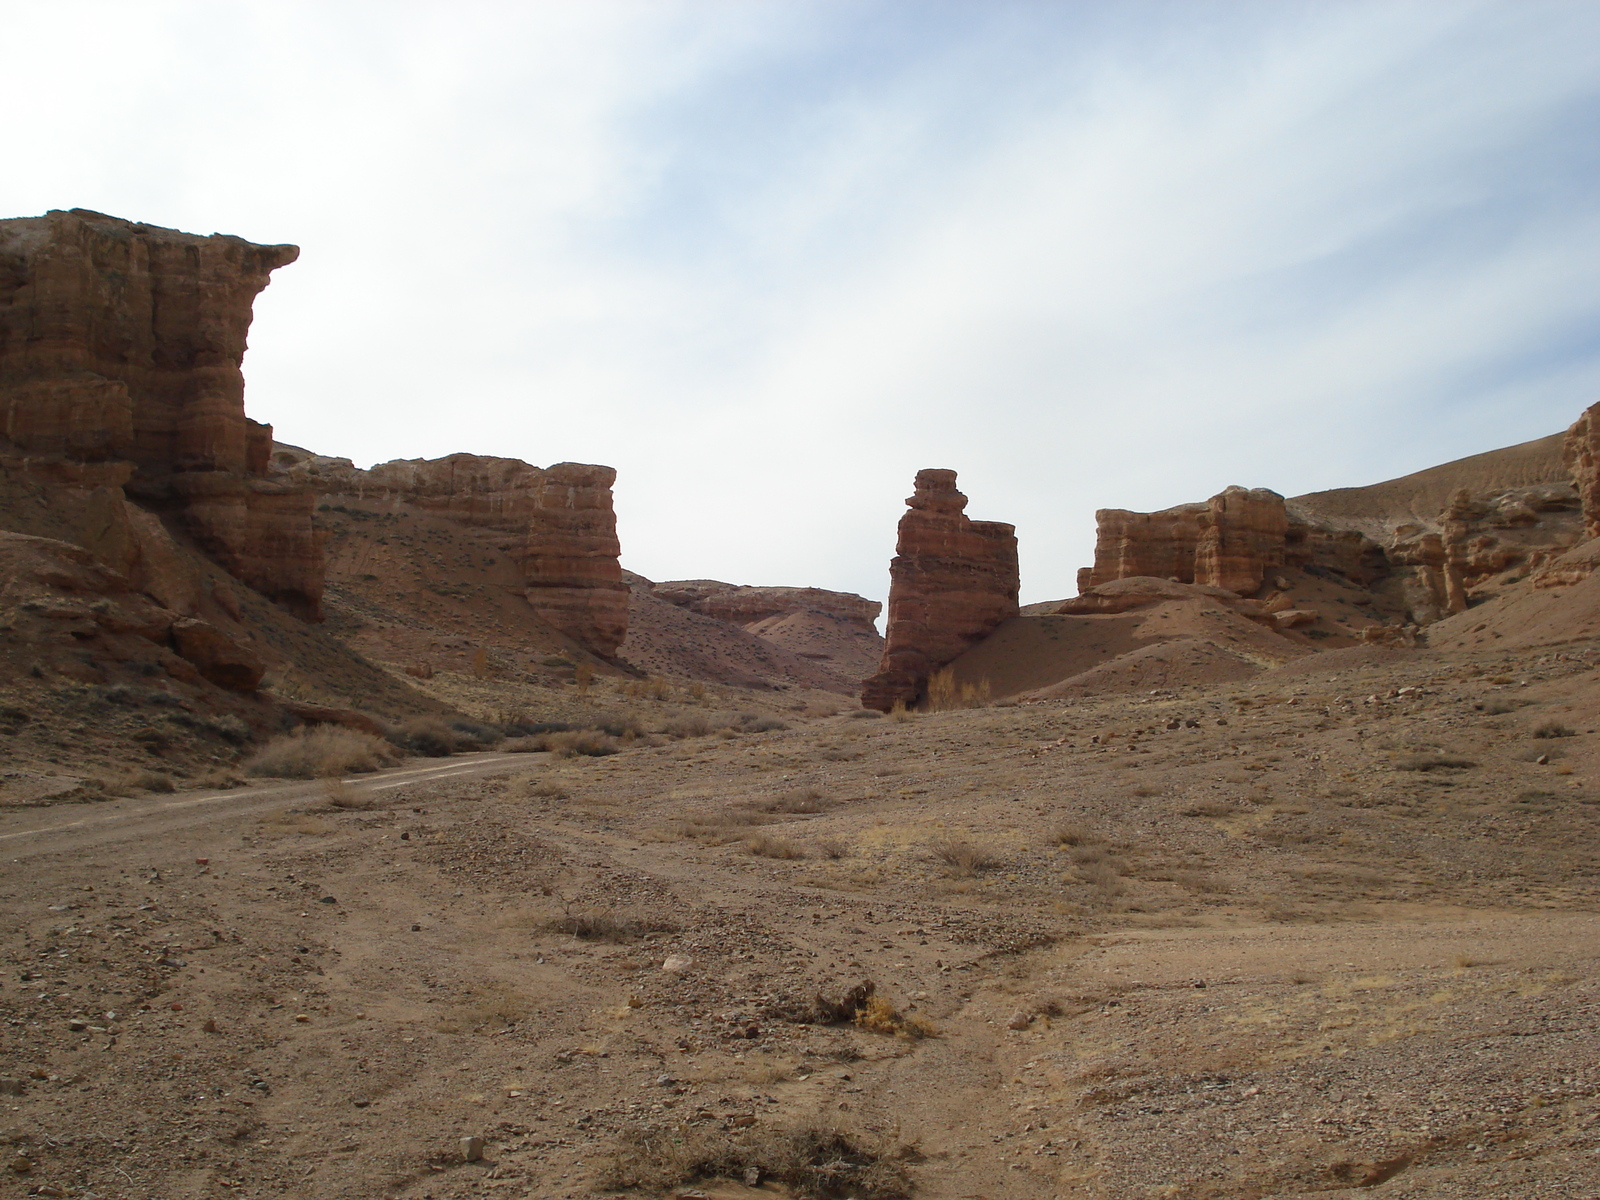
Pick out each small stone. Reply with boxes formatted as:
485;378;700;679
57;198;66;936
195;857;210;866
731;1115;757;1129
1536;754;1550;765
203;1018;218;1033
656;1075;677;1088
662;955;694;974
353;1098;371;1108
460;1135;484;1162
1007;1011;1032;1030
411;924;422;932
744;1167;761;1186
294;1014;310;1023
68;1018;88;1032
9;1155;31;1173
318;896;337;905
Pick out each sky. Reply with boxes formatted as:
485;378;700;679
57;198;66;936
4;0;1598;608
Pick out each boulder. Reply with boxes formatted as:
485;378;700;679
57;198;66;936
170;617;265;692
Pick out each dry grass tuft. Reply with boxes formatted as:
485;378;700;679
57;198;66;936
928;836;999;876
1533;720;1577;739
759;787;833;814
747;834;805;860
855;993;939;1040
320;779;371;809
546;730;620;758
814;837;850;860
926;668;992;712
545;900;676;943
1052;822;1104;848
245;727;401;779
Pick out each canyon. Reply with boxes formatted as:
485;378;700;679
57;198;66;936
2;209;1600;1200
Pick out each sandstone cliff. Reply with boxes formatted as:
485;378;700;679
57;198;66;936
1565;401;1600;540
0;208;322;618
1086;486;1289;596
272;446;628;660
861;470;1018;711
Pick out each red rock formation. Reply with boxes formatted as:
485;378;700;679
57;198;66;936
1194;487;1288;594
861;470;1018;711
651;580;881;631
273;448;629;658
1084;504;1205;589
1085;487;1287;596
1563;401;1600;539
0;209;322;618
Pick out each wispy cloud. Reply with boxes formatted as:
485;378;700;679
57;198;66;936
5;0;1597;603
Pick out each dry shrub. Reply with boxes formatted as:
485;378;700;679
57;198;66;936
814;837;849;860
1395;753;1476;771
524;779;569;800
1076;861;1125;894
546;901;676;942
926;668;991;712
1533;720;1577;739
130;770;176;794
929;837;999;876
245;727;401;778
398;717;464;757
847;709;883;720
855;993;939;1040
887;700;915;722
663;713;714;739
601;1121;913;1199
320;779;371;809
620;675;671;701
747;834;805;860
546;730;619;758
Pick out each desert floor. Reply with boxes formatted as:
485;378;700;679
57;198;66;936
3;643;1598;1200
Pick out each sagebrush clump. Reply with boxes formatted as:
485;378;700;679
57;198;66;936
245;727;402;778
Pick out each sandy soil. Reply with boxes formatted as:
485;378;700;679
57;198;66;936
3;638;1598;1199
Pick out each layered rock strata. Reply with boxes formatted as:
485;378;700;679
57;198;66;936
861;470;1018;711
0;209;322;618
650;580;881;632
272;448;628;658
1565;401;1600;539
1085;487;1288;595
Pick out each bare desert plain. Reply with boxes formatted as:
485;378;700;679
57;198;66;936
4;641;1598;1200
